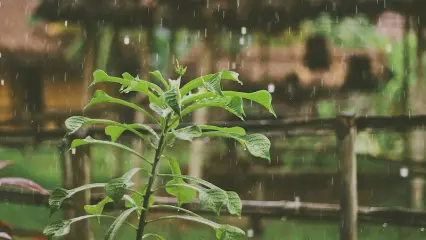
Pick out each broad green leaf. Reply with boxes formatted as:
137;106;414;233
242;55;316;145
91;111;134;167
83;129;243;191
143;233;166;240
92;69;131;87
65;117;158;143
84;90;157;123
203;72;224;96
240;134;271;161
199;125;246;135
150;70;169;90
43;220;72;237
165;158;196;206
124;185;155;209
225;192;242;217
120;80;162;104
105;179;129;204
202;132;271;161
227;90;276;117
163;78;181;116
70;136;151;164
215;225;246;240
181;96;245;120
49;184;105;215
105;207;138;240
105;168;141;204
105;126;126;142
172;126;202;142
180;69;242;96
84;197;113;223
199;188;228;215
149;102;173;118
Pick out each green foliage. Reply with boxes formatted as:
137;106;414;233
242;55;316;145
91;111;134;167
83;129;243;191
45;62;274;240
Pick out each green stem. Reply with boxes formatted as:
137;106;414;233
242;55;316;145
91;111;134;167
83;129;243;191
135;118;170;240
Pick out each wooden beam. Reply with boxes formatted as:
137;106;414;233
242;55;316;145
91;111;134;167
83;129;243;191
336;112;358;240
4;191;426;228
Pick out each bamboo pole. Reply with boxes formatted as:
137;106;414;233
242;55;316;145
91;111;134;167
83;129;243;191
336;112;358;240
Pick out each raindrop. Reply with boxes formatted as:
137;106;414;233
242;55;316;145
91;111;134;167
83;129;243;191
64;20;68;27
0;79;4;86
231;62;236;69
280;216;287;221
421;227;425;232
71;148;76;155
124;35;130;45
241;26;247;35
247;229;254;237
382;223;387;228
400;167;409;178
0;52;2;58
267;83;275;93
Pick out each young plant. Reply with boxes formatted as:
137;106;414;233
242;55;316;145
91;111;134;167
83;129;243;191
43;62;275;240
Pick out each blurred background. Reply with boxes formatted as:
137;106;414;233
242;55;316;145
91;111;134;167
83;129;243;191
1;0;426;239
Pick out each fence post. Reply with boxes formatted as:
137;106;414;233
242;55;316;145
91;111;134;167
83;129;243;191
336;112;358;240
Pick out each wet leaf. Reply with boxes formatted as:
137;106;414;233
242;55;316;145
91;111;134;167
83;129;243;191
225;192;242;217
199;189;227;215
105;207;138;240
181;96;245;120
172;126;202;142
165;158;196;206
215;224;246;240
105;168;141;204
105;126;126;142
142;233;165;240
43;220;72;237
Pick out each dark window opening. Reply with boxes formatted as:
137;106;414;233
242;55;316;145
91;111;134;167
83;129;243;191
344;55;377;90
303;34;331;71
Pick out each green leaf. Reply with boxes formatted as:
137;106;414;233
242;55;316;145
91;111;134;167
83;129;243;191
105;126;126;142
227;90;276;117
65;117;158;143
92;69;131;87
49;184;106;215
149;102;173;118
84;197;113;223
181;96;245;120
150;70;169;90
124;185;155;209
120;80;162;104
199;188;228;215
105;207;138;240
84;90;157;123
215;225;246;240
180;69;242;96
225;192;242;217
105;168;141;204
165;157;196;206
43;220;72;237
240;134;271;161
70;136;151;165
163;78;181;116
199;125;246;135
172;126;202;142
105;178;129;204
203;72;224;96
143;233;166;240
202;132;271;161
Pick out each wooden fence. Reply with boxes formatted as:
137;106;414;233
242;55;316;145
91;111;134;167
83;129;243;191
2;113;426;239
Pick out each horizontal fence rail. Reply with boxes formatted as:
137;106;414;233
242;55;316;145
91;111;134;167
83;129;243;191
1;190;426;228
2;115;426;139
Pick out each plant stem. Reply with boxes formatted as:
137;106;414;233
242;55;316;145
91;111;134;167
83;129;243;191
135;119;169;240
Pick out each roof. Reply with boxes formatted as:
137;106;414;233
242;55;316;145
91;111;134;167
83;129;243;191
0;0;61;58
180;40;390;92
34;0;426;32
